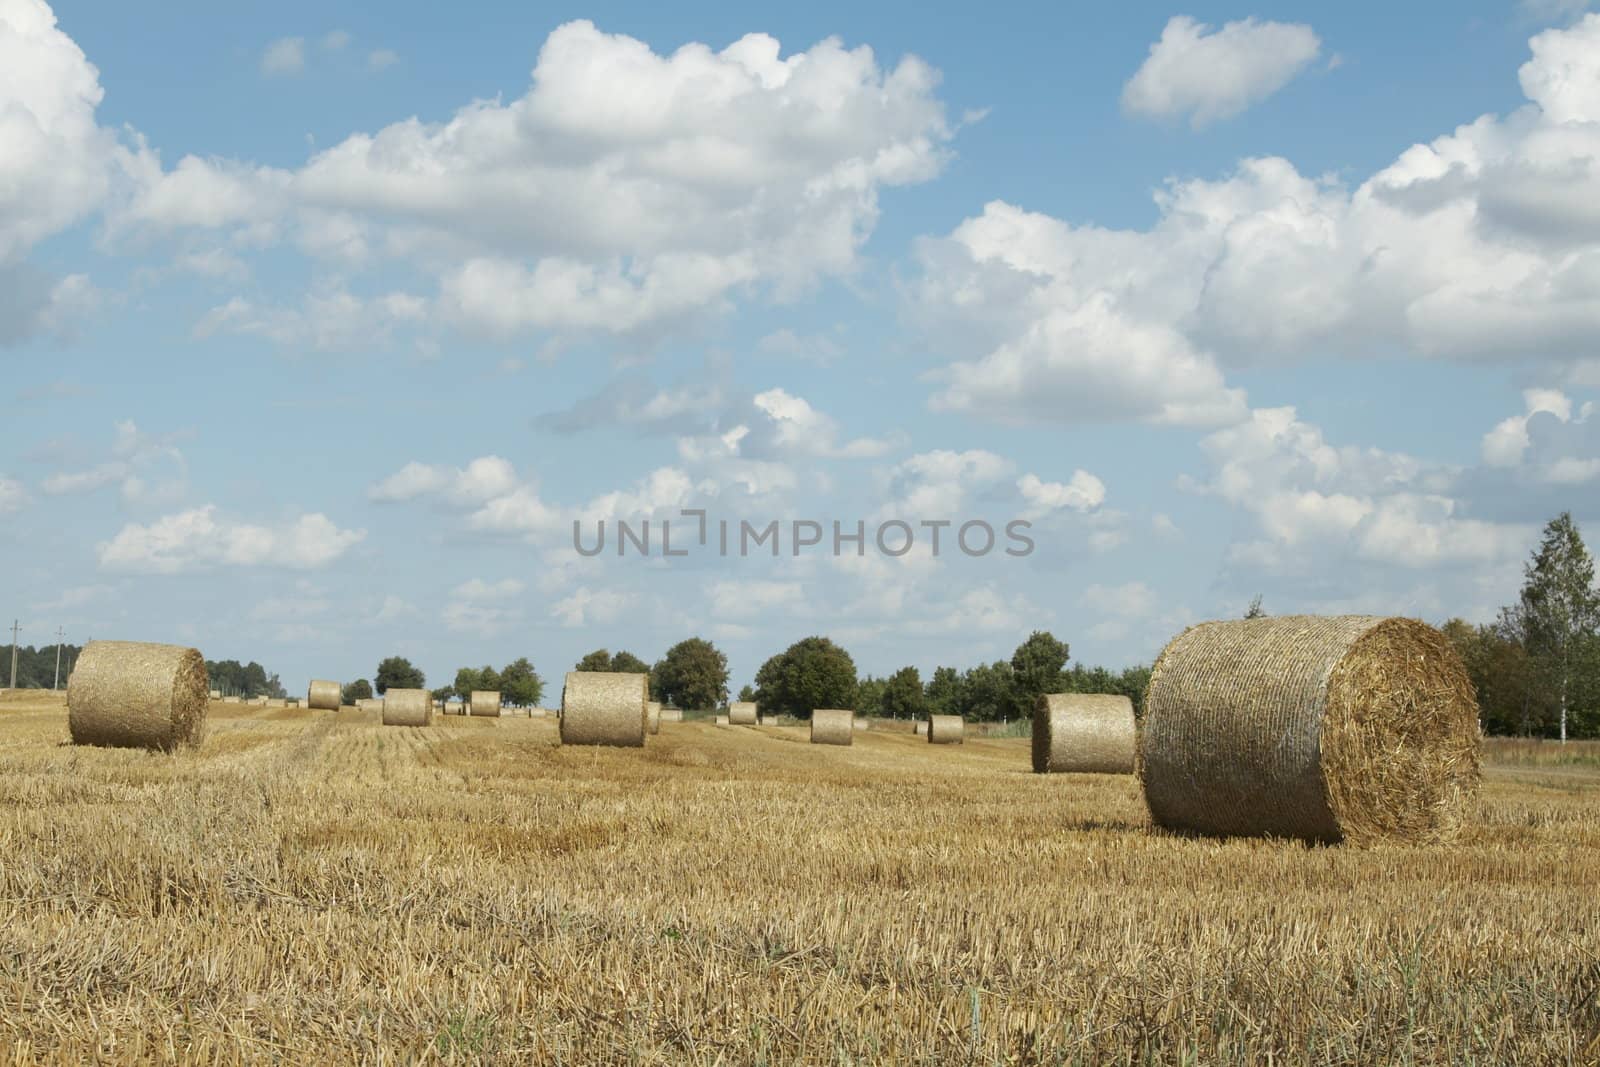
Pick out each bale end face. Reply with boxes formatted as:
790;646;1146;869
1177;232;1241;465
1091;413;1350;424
307;680;341;711
469;690;502;717
810;708;854;746
381;688;432;727
67;640;208;751
927;714;964;744
1033;693;1137;774
728;701;758;725
559;671;647;747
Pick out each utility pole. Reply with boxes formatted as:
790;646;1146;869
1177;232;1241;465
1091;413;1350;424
7;620;18;691
53;627;65;690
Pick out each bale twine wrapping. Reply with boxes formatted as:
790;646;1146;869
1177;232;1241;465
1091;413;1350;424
646;701;662;735
913;720;928;736
927;715;964;744
307;680;341;711
729;701;758;725
381;688;432;727
1033;693;1136;774
810;708;854;746
469;690;501;718
559;671;647;747
1141;615;1481;844
67;640;208;751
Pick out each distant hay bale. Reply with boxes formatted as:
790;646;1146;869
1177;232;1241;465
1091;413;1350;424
381;688;432;727
67;640;207;751
927;715;964;744
286;698;300;708
208;689;221;700
646;701;662;735
660;707;683;723
529;706;550;719
729;701;758;725
307;680;340;711
1033;694;1136;774
715;714;730;725
810;708;854;746
223;695;242;704
1141;615;1481;844
265;698;287;709
913;720;928;736
559;672;647;747
853;717;869;732
470;690;501;717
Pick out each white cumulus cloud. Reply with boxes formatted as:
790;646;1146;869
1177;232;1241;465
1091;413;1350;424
97;506;365;573
1122;16;1322;129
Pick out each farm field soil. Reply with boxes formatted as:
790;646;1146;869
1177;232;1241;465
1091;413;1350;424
0;691;1596;1064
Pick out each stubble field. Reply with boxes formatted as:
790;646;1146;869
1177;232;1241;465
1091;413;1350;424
0;690;1597;1065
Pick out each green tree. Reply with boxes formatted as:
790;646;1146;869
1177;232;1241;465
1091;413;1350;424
576;649;613;672
1116;664;1153;716
753;636;858;718
343;678;373;703
855;675;886;717
960;660;1017;721
1010;630;1069;709
652;638;728;711
374;656;425;694
430;686;454;706
1244;594;1266;619
498;657;544;707
1518;513;1600;741
880;666;927;719
925;666;964;716
609;650;651;675
736;684;756;704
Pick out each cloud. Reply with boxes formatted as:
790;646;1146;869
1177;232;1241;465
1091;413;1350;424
707;579;803;619
1482;388;1580;466
757;327;844;365
551;586;631;627
749;388;898;459
321;30;351;51
1080;581;1158;619
369;455;519;504
117;20;955;347
443;577;525;637
1478;386;1600;485
97;506;365;573
367;48;399;71
0;475;26;514
910;16;1600;425
40;419;187;503
1017;470;1106;518
260;37;306;76
879;449;1012;517
1121;16;1322;129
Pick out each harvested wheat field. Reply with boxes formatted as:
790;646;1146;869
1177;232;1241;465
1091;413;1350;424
0;688;1597;1064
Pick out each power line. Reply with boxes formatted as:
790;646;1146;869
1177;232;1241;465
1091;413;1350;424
53;627;66;691
7;620;18;691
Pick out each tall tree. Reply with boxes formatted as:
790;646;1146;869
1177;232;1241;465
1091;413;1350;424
924;666;964;716
343;678;373;703
855;675;886;718
498;657;544;707
753;636;858;718
1518;513;1600;742
374;656;425;695
1244;594;1266;619
576;649;613;672
652;638;728;711
1010;630;1069;708
961;660;1017;721
736;684;756;704
880;666;927;719
609;651;651;674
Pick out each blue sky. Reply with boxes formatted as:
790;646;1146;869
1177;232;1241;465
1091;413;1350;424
3;0;1599;697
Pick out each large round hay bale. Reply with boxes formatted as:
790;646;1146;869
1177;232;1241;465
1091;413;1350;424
307;680;341;711
913;720;928;736
715;714;730;725
1033;693;1136;774
67;640;207;751
810;708;854;746
1141;615;1480;844
381;688;432;727
728;701;758;725
559;671;647;747
660;706;683;723
646;701;662;735
927;715;964;744
853;717;869;732
470;690;501;717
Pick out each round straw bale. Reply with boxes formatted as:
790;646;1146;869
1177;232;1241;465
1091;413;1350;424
729;701;758;725
1141;615;1480;844
1033;693;1136;774
715;714;730;725
810;708;854;746
559;671;647;747
646;700;662;735
659;706;683;723
529;706;550;719
853;717;869;731
927;714;964;744
265;698;287;709
381;688;432;727
223;695;242;704
469;690;501;717
913;720;928;736
67;640;207;751
208;689;222;700
307;680;341;711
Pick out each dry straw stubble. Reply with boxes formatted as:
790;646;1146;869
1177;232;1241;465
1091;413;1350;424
381;689;433;727
810;708;854;746
1033;693;1137;774
560;672;648;747
67;640;208;751
1141;615;1481;844
470;690;501;718
927;715;964;744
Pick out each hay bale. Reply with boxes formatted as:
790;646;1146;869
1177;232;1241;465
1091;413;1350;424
715;714;730;725
1033;693;1136;774
529;706;550;719
810;708;854;746
381;688;432;727
208;689;222;700
913;720;928;736
559;671;647;747
927;715;964;744
729;701;758;725
67;640;207;751
470;690;501;718
286;698;300;708
307;680;340;711
646;700;662;735
660;706;683;723
265;698;287;709
853;718;869;732
1141;615;1481;844
223;695;242;704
